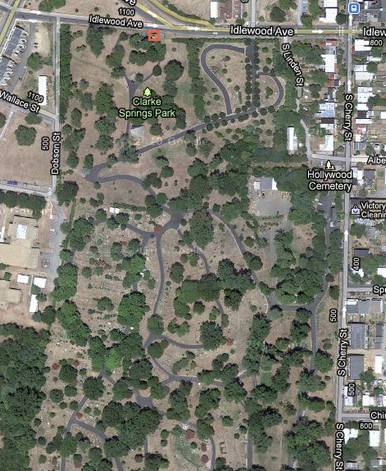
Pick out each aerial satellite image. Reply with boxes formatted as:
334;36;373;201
0;0;384;470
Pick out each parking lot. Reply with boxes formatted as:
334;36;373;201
0;25;28;86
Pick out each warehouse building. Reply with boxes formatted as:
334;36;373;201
0;216;40;269
348;354;365;380
349;323;367;349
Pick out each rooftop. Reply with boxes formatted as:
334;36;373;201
253;177;278;191
348;354;365;380
349;323;366;349
0;216;39;269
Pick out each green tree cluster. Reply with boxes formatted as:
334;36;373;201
53;263;78;301
67;217;94;252
200;321;226;350
86;25;105;56
39;0;65;11
57;301;90;346
27;52;45;70
128;34;166;65
56;181;79;205
0;324;49;470
242;314;271;374
103;401;161;457
15;125;36;146
285;418;331;470
184;210;214;249
166;382;192;421
59;25;73;122
0;190;46;219
117;291;149;327
106;44;125;78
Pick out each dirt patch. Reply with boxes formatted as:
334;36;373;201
205;46;247;114
24;0;126;16
0;111;51;186
34;22;52;58
292;223;315;254
168;0;211;19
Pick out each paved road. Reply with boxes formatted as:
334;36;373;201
1;4;360;37
336;12;354;426
200;44;245;116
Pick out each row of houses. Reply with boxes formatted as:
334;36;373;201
0;25;28;86
320;0;386;23
315;36;386;155
343;297;385;381
317;40;338;152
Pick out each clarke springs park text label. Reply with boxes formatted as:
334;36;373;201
118;96;176;120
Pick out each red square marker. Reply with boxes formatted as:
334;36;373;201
148;30;161;42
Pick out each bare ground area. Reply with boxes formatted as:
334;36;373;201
167;0;211;18
148;418;207;471
206;47;247;113
68;26;128;168
25;0;130;16
0;111;52;186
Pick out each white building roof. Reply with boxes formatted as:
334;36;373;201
353;168;363;185
358;87;373;93
355;39;371;52
319;102;336;111
320;8;338;22
16;274;29;284
357;90;374;103
375;355;383;375
33;277;46;288
380;111;386;119
38;75;47;106
320;123;334;132
16;224;27;240
29;294;38;313
253;177;278;191
319;134;334;152
356;268;365;278
287;126;295;152
343;387;354;407
347;299;358;305
344;428;359;444
344;395;354;407
210;1;219;18
323;0;337;6
321;53;336;73
109;207;120;214
355;72;374;82
370;430;381;448
363;393;375;407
